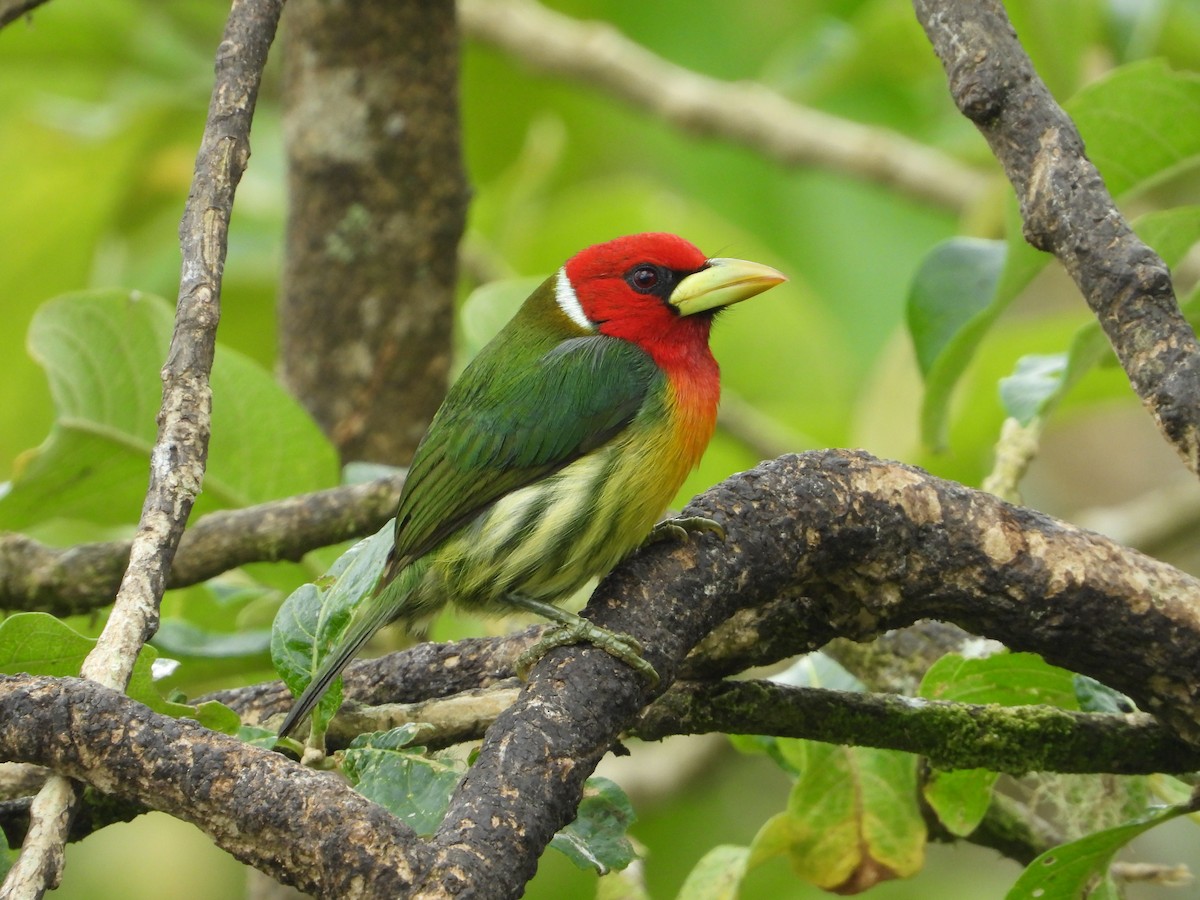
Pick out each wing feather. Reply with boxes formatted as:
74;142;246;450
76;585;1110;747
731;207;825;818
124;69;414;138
383;333;659;578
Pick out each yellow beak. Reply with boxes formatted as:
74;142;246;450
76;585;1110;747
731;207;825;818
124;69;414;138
669;257;787;316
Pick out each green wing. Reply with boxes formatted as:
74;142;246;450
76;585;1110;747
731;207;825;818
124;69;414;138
385;333;660;576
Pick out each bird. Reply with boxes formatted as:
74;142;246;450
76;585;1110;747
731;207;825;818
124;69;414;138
277;232;786;739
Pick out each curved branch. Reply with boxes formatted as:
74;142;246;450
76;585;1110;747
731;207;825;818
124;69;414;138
914;0;1200;476
409;449;1200;896
3;452;1199;897
459;0;989;215
0;676;422;898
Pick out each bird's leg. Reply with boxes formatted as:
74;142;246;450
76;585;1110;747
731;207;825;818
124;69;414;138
506;594;659;686
642;514;726;547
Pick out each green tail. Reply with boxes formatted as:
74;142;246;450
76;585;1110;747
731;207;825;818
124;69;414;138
277;562;428;740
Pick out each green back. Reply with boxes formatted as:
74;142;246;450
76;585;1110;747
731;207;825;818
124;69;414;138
385;293;662;577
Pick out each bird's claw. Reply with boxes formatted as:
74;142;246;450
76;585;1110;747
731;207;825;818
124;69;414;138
643;515;726;547
516;621;660;687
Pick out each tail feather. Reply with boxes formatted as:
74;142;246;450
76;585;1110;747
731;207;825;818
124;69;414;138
276;595;398;740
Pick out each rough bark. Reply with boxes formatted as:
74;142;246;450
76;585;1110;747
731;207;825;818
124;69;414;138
913;0;1200;476
278;0;469;465
3;451;1197;897
0;474;407;617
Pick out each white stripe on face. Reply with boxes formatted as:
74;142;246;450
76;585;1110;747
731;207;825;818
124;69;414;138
555;267;595;332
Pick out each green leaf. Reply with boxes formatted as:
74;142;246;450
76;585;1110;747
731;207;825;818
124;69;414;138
749;742;925;891
598;866;651;900
908;239;1007;378
917;652;1081;835
922;768;998;837
269;584;343;735
269;523;395;734
918;651;1080;710
341;745;465;837
999;206;1200;424
237;724;282;750
0;290;337;530
0;612;189;717
1070;60;1200;199
193;700;243;735
1073;675;1135;715
907;238;1009;449
460;276;543;361
911;62;1200;449
769;652;865;692
152;619;272;659
550;777;638;875
347;724;427;751
676;845;750;900
999;354;1067;425
1006;800;1197;899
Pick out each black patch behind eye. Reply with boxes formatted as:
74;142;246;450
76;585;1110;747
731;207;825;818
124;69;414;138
624;263;704;302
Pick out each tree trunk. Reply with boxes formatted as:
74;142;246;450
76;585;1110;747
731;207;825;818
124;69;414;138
279;0;469;465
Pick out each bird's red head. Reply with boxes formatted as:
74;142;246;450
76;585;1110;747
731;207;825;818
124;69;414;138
558;232;785;375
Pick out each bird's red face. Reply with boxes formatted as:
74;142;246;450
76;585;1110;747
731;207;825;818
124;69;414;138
558;233;786;371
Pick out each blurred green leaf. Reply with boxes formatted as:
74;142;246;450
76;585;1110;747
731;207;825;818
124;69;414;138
550;777;639;875
347;724;428;751
1071;60;1200;198
676;845;750;900
1006;800;1197;899
999;353;1067;424
0;290;338;530
0;612;189;717
769;652;866;692
193;700;243;735
922;768;998;837
918;651;1080;709
907;238;1008;448
749;741;925;891
153;619;272;659
1073;675;1135;714
238;724;281;750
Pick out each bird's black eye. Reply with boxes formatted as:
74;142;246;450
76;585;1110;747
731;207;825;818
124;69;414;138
628;265;660;293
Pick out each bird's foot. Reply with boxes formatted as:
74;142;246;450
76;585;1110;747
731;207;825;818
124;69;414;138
643;514;726;547
515;620;660;687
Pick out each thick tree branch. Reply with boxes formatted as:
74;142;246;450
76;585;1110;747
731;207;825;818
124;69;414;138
459;0;989;216
2;458;1200;900
914;0;1200;476
0;676;422;898
2;452;1198;896
0;474;407;617
1;2;283;896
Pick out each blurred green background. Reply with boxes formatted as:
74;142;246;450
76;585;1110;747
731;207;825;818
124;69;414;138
2;0;1200;897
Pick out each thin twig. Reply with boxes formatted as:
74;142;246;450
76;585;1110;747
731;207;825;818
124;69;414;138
459;0;990;216
0;1;284;896
0;0;48;28
0;474;407;616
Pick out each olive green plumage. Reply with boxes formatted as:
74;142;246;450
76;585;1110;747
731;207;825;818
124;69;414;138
277;234;786;740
